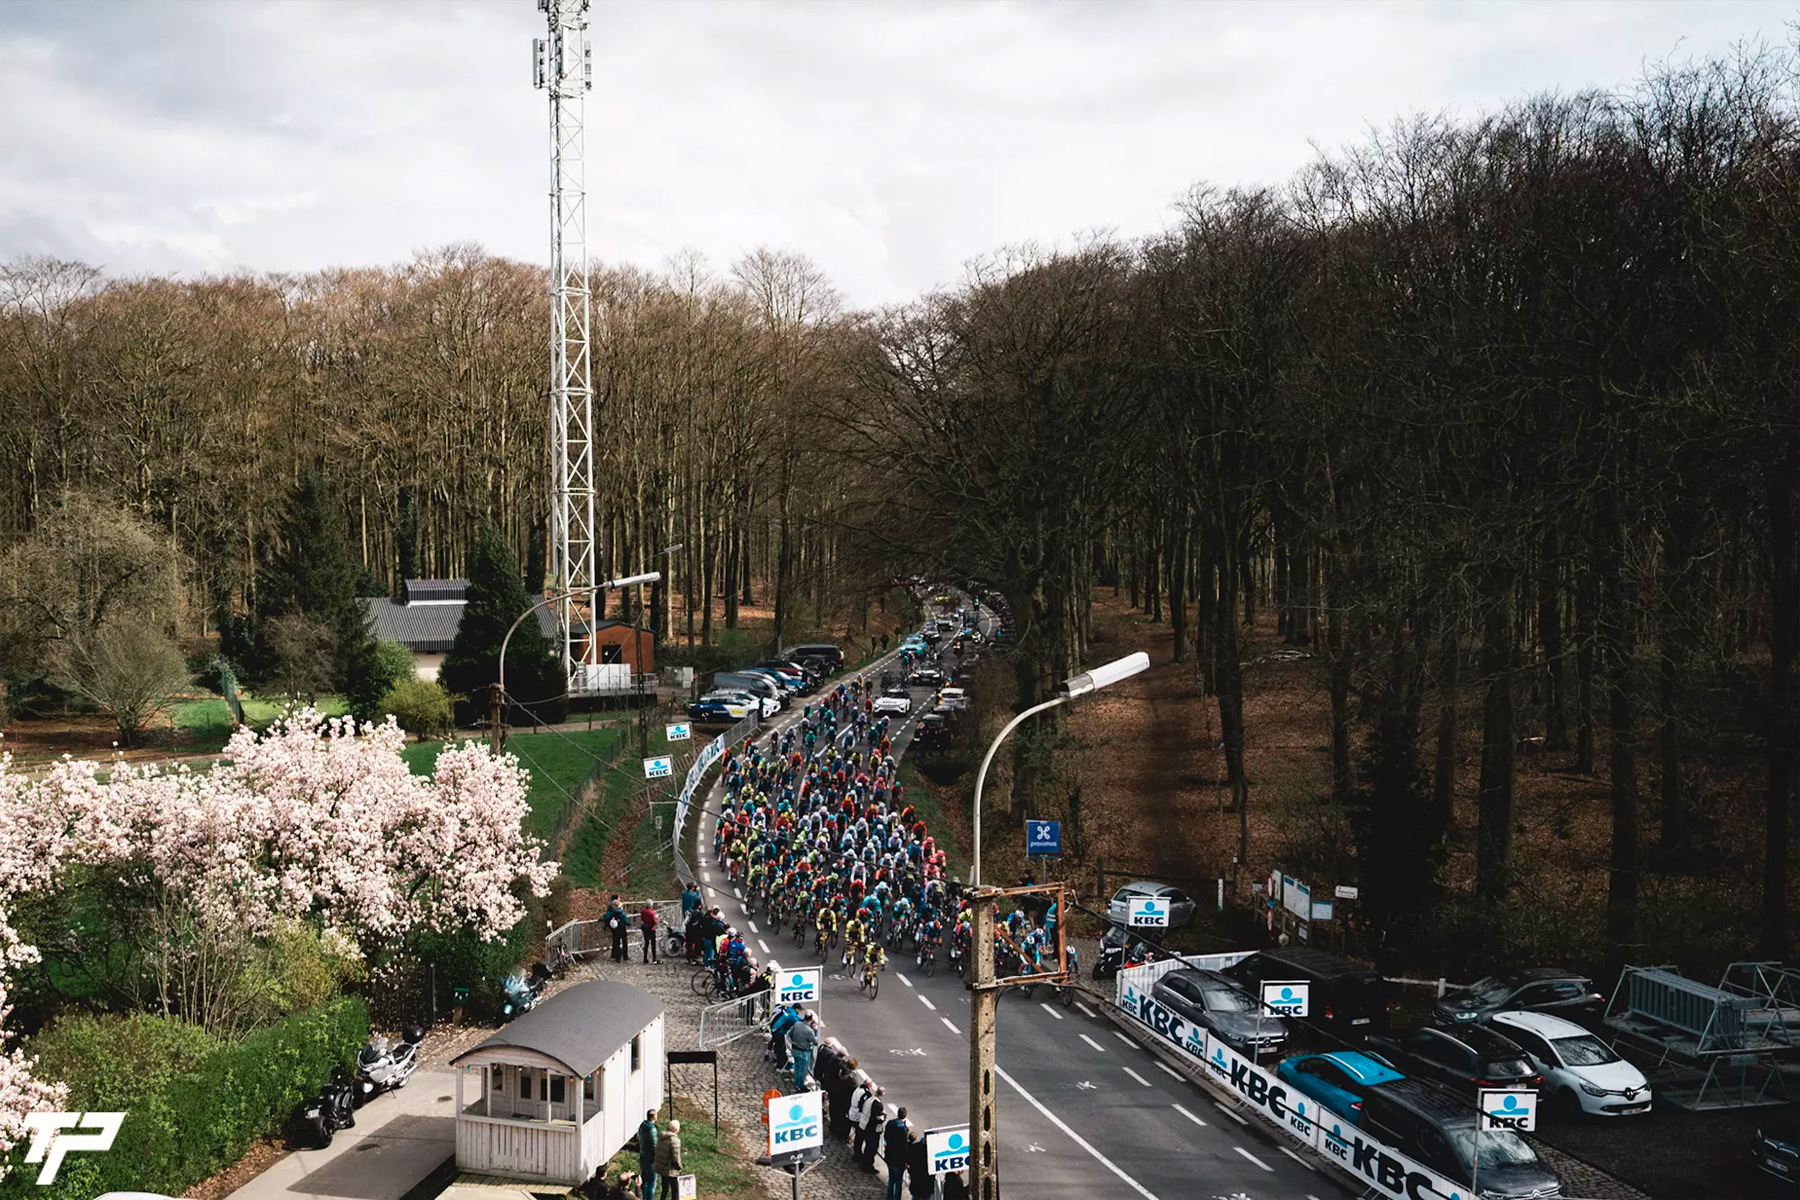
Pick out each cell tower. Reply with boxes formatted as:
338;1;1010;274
533;0;596;694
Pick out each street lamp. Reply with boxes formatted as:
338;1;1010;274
967;650;1148;1200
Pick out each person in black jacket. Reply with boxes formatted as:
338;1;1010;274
940;1171;969;1200
906;1130;933;1198
882;1106;911;1200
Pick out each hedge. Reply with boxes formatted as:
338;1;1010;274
3;995;368;1196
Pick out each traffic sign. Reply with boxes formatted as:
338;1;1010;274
1334;884;1359;900
1479;1089;1538;1132
643;756;673;779
1026;820;1061;857
1127;896;1169;928
1262;981;1310;1017
767;1089;824;1156
925;1125;971;1174
666;722;692;742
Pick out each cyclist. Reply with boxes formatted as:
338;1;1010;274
843;912;868;967
863;942;887;989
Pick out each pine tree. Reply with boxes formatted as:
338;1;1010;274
440;524;567;726
254;465;385;715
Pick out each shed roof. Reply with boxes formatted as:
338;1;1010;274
363;584;572;654
450;981;663;1079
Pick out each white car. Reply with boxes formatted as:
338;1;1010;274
873;688;912;715
712;689;779;719
1489;1010;1652;1117
937;687;969;711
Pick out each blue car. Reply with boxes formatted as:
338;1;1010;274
1275;1051;1403;1124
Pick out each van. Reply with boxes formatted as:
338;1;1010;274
1220;946;1391;1039
783;643;844;671
712;672;786;710
1359;1078;1563;1198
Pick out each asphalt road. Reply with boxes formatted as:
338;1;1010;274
692;595;1348;1200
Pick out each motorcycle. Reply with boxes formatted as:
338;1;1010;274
500;962;552;1021
299;1069;357;1148
354;1026;424;1105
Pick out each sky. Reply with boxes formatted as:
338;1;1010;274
0;0;1792;309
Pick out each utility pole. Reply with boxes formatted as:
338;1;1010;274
488;682;505;755
969;888;1000;1200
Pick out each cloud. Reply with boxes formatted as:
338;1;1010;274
0;0;1786;306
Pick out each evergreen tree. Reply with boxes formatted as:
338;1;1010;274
254;465;385;715
440;524;567;726
396;487;418;594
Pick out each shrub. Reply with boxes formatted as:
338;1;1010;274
373;638;417;691
3;996;367;1196
379;676;456;740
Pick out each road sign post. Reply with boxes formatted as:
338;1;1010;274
1474;1089;1538;1198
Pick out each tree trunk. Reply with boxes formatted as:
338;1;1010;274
1764;453;1799;959
1575;567;1597;773
1476;583;1516;898
1433;617;1460;843
1540;524;1567;750
1328;582;1352;805
1599;490;1638;965
1169;522;1189;662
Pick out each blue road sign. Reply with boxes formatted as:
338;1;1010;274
1026;820;1061;857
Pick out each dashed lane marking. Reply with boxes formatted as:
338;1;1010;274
1075;1001;1099;1019
757;939;769;954
919;995;936;1011
1171;1104;1207;1128
734;888;743;900
941;1018;961;1035
1039;1003;1064;1020
994;1065;1160;1200
1153;1061;1182;1079
1233;1146;1273;1172
747;920;758;934
1078;1033;1108;1053
1111;1030;1135;1046
898;973;914;988
1280;1146;1315;1171
1122;1067;1152;1087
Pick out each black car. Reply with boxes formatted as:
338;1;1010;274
909;666;945;687
1756;1115;1800;1186
913;711;952;751
1434;969;1605;1030
1220;947;1392;1040
1360;1078;1563;1199
1366;1026;1543;1100
1151;967;1291;1060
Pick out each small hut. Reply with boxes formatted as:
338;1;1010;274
450;980;665;1185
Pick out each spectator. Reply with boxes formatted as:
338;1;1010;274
683;904;704;962
849;1075;875;1150
856;1084;886;1171
882;1106;911;1200
634;1111;658;1200
941;1170;969;1200
768;1002;798;1068
652;1119;683;1199
829;1065;863;1142
787;1010;819;1089
906;1129;933;1199
814;1037;846;1097
681;880;703;918
639;902;659;963
605;895;630;962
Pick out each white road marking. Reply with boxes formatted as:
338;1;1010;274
919;995;936;1011
747;920;759;934
757;939;768;953
1111;1030;1135;1046
941;1017;961;1035
994;1065;1160;1200
1217;1105;1249;1126
898;973;914;988
702;872;711;882
1121;1067;1152;1087
1079;1034;1108;1053
1233;1146;1273;1172
1039;1003;1065;1020
734;888;742;900
1154;1061;1182;1079
1171;1104;1208;1128
1075;1001;1099;1019
1280;1146;1315;1171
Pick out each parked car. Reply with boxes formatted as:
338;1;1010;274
1105;882;1196;929
1220;947;1392;1039
937;687;970;711
710;687;777;719
914;711;952;750
1489;1011;1651;1118
1151;967;1291;1060
783;643;845;670
1365;1025;1542;1101
688;695;748;722
712;671;785;710
758;660;818;689
1755;1115;1800;1186
1275;1051;1404;1124
873;688;913;715
1434;969;1605;1030
1359;1078;1564;1199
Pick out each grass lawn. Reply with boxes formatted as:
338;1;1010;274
172;694;349;751
402;728;618;845
561;723;683;888
602;1104;765;1199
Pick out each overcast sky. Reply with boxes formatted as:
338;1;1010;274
0;0;1791;307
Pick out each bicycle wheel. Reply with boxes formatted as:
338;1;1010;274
1061;984;1076;1009
690;968;711;996
922;953;936;978
829;929;839;951
795;922;808;947
701;973;718;1000
666;931;686;957
868;971;880;1000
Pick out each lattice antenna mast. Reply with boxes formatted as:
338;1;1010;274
533;0;596;694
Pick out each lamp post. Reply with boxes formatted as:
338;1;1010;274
491;571;663;752
967;651;1148;1200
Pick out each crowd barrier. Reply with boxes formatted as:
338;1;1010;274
670;710;759;879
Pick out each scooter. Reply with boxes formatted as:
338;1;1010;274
353;1027;424;1105
300;1069;357;1148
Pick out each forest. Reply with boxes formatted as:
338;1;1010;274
4;47;1799;969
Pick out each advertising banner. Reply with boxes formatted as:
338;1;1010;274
925;1125;972;1174
1118;978;1209;1063
776;967;821;1007
767;1089;824;1157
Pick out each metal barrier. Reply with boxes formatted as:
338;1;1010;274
669;709;761;878
547;899;681;960
698;988;772;1049
1114;951;1252;1007
1604;963;1793;1109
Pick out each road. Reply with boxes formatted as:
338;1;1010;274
691;594;1347;1200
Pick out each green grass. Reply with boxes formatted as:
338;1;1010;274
603;1104;763;1199
561;724;681;888
402;728;617;845
172;694;349;751
898;754;969;884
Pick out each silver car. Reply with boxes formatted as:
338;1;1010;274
1106;882;1197;929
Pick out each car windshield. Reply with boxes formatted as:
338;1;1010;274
1464;976;1515;1005
1552;1034;1620;1066
1484;1058;1533;1079
883;689;908;699
1203;988;1255;1013
1449;1128;1538;1171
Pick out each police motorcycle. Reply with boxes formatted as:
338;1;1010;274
500;961;553;1021
353;1026;425;1105
299;1068;357;1147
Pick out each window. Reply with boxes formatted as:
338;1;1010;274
584;1074;596;1102
520;1069;533;1100
1202;988;1254;1014
491;1065;503;1091
550;1075;566;1104
632;1034;643;1072
1552;1034;1621;1067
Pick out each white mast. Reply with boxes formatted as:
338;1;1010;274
534;0;596;694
